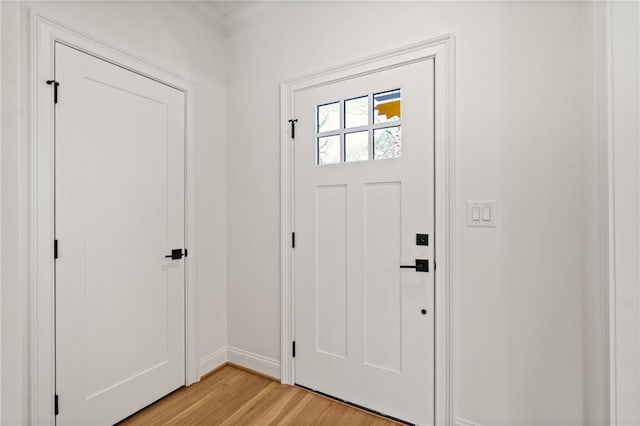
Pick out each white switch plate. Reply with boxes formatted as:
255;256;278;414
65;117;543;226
466;200;497;227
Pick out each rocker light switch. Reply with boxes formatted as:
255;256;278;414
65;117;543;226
467;201;497;228
482;207;491;221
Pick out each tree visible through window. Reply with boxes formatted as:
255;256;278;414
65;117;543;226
374;126;401;160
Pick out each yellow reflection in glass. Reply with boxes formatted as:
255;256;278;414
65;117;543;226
374;89;401;123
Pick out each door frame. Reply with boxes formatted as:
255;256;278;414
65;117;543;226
279;35;456;425
30;12;200;424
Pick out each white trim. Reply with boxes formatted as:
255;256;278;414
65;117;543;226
224;1;291;38
0;2;3;422
168;1;291;38
603;1;617;423
605;1;617;419
587;2;614;425
279;35;455;426
454;418;484;426
597;2;616;425
227;346;281;380
605;2;640;423
168;2;226;37
30;12;200;424
199;347;228;377
199;346;281;380
637;5;640;421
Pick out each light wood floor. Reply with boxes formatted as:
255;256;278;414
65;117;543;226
119;364;400;425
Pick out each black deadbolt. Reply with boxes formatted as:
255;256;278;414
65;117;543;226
421;309;427;315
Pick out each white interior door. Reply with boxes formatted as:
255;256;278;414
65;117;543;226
55;43;186;425
294;59;435;425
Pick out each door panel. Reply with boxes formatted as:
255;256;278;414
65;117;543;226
364;181;402;372
55;43;185;425
294;59;435;425
316;184;348;358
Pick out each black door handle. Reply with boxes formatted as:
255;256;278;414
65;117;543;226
400;259;429;272
165;248;184;260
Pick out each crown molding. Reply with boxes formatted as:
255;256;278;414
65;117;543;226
225;1;291;37
169;1;291;38
169;2;226;37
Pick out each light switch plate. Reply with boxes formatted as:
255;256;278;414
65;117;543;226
466;200;497;227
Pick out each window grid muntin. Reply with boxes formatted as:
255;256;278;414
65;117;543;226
316;89;401;165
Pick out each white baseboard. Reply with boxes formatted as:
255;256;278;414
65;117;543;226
455;418;483;426
199;346;228;377
227;346;281;380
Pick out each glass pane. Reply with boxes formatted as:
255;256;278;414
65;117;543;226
345;96;369;128
318;135;341;165
374;89;401;124
374;126;401;159
345;131;369;162
317;102;340;133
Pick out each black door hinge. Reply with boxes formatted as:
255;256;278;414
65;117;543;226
55;394;59;416
46;80;60;104
54;240;58;259
288;119;298;139
292;341;296;358
292;232;295;248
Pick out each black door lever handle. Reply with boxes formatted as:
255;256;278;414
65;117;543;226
400;259;429;272
165;248;184;260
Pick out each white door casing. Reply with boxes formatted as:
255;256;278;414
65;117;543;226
54;43;186;425
293;59;434;424
280;36;455;426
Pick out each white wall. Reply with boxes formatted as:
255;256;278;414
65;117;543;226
608;2;640;424
1;3;28;422
226;2;595;425
0;2;228;424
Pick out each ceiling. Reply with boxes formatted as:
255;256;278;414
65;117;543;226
170;1;287;37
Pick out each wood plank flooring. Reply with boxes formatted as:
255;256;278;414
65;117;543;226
119;365;400;425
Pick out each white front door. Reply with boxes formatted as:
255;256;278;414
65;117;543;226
55;43;186;425
294;59;435;425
